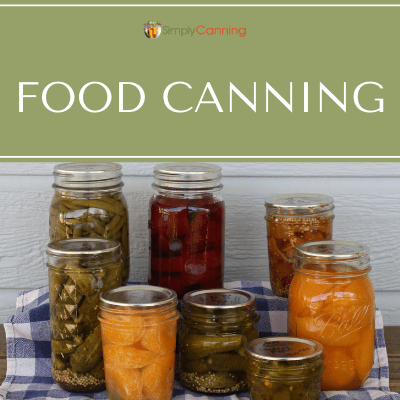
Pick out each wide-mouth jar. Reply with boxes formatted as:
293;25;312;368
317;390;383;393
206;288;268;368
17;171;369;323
288;240;375;391
47;238;122;392
245;337;324;400
149;162;225;298
264;193;334;297
98;285;179;400
49;162;130;285
179;288;260;394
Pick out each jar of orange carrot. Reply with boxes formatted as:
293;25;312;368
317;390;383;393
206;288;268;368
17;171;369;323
288;241;375;391
98;285;179;400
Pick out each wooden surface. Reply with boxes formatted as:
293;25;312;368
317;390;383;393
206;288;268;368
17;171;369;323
0;325;399;394
0;162;400;325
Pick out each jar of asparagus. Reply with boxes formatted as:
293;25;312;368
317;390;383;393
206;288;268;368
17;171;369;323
47;238;122;392
265;193;334;298
179;288;260;394
49;163;130;285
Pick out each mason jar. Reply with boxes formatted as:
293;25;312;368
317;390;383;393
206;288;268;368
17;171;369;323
47;238;122;392
288;240;375;391
98;285;179;400
149;163;225;298
179;288;260;394
246;337;324;400
264;193;334;298
49;162;130;285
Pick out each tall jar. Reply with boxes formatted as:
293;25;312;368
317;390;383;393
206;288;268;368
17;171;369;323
49;162;130;285
288;240;375;391
245;337;324;400
179;288;260;394
149;163;225;298
47;238;122;392
98;285;179;400
265;193;334;298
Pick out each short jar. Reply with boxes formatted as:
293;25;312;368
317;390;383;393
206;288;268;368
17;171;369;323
149;163;225;298
265;193;334;297
245;337;324;400
288;240;375;390
99;285;179;400
47;238;122;392
179;288;260;394
49;162;130;285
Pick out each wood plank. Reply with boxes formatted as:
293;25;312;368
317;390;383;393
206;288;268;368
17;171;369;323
2;162;400;177
0;326;398;393
0;325;5;358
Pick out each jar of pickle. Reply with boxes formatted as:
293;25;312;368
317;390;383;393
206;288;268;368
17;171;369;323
149;163;225;298
98;285;179;400
265;193;334;297
47;238;122;392
245;337;324;400
49;162;130;285
179;288;260;394
288;240;375;391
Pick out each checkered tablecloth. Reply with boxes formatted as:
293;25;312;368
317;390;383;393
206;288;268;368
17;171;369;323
0;281;399;400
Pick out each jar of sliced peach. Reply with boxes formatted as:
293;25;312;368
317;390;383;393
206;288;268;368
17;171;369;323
288;241;375;391
98;285;179;400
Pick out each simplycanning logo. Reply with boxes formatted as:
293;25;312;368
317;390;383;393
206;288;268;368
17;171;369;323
155;24;246;38
144;21;162;39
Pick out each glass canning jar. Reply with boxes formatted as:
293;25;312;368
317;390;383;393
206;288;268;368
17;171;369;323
179;288;260;394
98;285;179;400
245;337;324;400
47;238;122;392
264;193;334;298
49;162;130;285
288;240;375;391
148;162;225;299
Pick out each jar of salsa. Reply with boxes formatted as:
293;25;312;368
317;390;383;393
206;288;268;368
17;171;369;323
98;285;179;400
245;337;324;400
149;163;225;298
288;240;375;391
50;163;130;285
179;288;259;394
265;194;334;298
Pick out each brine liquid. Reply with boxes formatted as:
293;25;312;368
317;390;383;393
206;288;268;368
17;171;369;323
149;195;224;298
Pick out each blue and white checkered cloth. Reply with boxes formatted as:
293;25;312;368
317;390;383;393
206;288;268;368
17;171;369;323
0;281;399;400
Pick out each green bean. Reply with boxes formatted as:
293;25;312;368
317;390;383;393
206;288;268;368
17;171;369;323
105;215;127;239
105;215;121;234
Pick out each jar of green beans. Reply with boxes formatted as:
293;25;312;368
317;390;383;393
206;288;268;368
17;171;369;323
49;163;130;285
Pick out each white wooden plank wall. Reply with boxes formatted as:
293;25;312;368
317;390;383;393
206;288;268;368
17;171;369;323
0;162;399;326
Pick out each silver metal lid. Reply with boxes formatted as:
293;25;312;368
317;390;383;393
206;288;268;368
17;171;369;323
296;240;369;260
246;337;323;362
183;288;256;310
100;285;177;310
47;238;121;257
53;162;123;189
153;162;222;190
265;193;334;216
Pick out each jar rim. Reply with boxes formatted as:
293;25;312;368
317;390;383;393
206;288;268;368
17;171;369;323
295;240;369;261
153;162;222;191
265;193;334;216
246;337;323;362
100;285;178;310
47;238;121;257
183;288;256;311
53;162;123;189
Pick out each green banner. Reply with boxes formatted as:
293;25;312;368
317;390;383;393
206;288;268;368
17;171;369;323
0;4;398;159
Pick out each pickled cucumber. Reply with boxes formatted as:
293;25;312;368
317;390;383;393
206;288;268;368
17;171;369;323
181;334;243;360
207;353;244;372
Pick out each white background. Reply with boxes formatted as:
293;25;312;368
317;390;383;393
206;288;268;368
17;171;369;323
0;162;398;325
